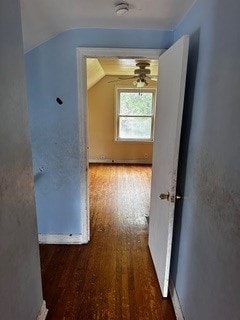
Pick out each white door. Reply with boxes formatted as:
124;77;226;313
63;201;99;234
148;35;189;297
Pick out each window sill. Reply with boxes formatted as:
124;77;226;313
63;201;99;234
115;138;154;143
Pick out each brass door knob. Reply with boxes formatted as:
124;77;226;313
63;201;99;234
159;192;170;200
170;194;182;202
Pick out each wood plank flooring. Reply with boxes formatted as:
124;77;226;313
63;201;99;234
40;164;176;320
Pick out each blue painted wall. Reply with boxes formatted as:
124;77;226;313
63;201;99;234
171;0;240;319
25;28;173;233
25;4;240;318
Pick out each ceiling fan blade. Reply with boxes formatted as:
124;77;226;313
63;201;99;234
107;79;122;83
146;75;158;81
118;76;137;80
107;76;136;83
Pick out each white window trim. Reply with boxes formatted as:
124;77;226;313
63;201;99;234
115;87;156;142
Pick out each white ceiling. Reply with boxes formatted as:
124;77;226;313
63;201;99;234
20;0;195;52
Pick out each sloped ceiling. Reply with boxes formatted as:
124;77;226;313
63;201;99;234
97;58;158;76
20;0;195;52
87;59;105;90
87;58;158;90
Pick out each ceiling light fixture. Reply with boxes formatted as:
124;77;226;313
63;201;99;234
115;2;129;16
133;78;148;88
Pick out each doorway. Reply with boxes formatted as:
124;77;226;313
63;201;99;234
77;48;164;243
77;37;189;300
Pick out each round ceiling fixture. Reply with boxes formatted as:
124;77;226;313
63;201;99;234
115;3;129;16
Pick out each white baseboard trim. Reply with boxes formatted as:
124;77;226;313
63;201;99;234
89;159;152;164
169;277;185;320
37;300;48;320
38;233;88;244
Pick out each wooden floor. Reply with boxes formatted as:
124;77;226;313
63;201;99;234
40;164;176;320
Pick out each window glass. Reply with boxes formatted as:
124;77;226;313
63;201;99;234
119;117;152;139
119;92;153;116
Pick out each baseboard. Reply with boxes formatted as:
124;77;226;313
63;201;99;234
89;158;152;164
38;233;88;244
169;277;185;320
37;300;48;320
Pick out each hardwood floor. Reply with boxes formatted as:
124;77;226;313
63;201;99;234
40;164;176;320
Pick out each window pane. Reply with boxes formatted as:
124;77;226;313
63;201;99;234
119;92;153;115
119;117;152;139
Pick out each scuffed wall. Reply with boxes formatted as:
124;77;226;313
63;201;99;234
0;0;43;318
25;28;173;234
171;0;240;319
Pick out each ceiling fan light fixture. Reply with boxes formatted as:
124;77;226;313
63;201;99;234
115;3;129;16
135;78;147;88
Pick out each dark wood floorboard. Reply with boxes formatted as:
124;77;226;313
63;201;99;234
40;164;176;320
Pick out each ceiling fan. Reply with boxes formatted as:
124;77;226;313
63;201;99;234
108;61;158;87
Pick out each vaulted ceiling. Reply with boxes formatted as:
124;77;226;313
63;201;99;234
20;0;195;51
87;58;158;89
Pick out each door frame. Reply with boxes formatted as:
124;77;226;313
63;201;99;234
76;47;164;243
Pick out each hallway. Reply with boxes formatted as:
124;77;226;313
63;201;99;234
40;164;176;319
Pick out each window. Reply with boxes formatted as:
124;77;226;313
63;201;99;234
116;88;156;141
